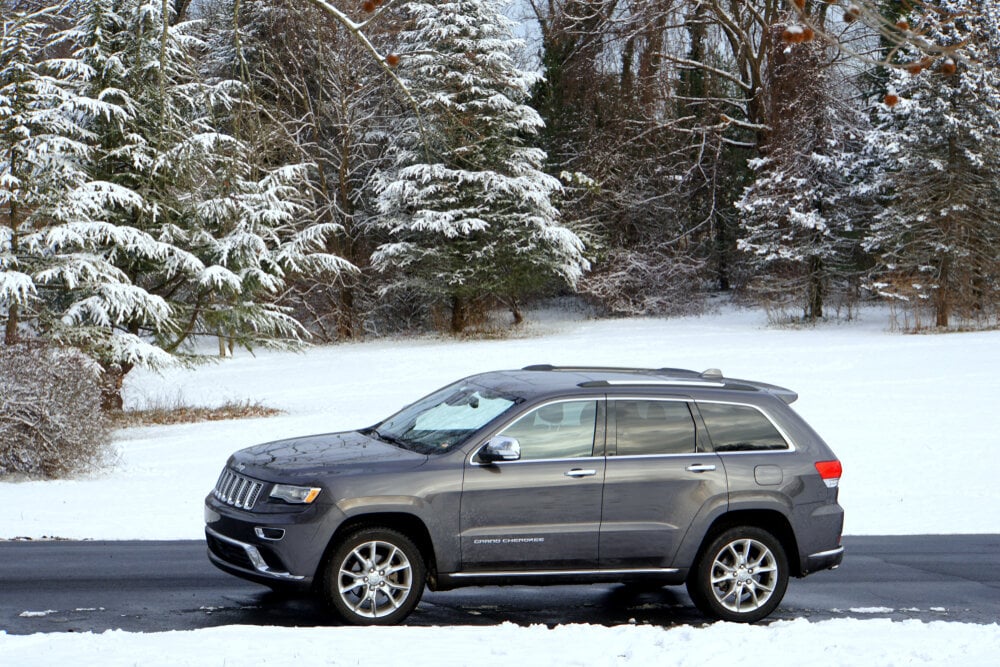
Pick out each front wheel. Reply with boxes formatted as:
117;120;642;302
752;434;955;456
322;527;426;625
686;526;789;623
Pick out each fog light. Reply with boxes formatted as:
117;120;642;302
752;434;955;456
254;527;285;541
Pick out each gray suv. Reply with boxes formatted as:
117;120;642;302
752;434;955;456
205;365;844;624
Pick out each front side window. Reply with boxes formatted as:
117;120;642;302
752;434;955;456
615;400;697;456
498;400;598;461
697;402;789;452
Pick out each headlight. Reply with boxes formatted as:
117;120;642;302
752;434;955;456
269;484;321;504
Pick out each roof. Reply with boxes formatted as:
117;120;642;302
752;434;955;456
469;365;799;405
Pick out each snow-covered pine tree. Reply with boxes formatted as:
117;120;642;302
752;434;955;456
373;0;588;332
863;0;1000;329
53;0;351;407
736;24;865;322
200;0;381;341
0;2;165;362
1;4;89;345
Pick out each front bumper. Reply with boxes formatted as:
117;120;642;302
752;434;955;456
206;527;310;586
204;495;339;589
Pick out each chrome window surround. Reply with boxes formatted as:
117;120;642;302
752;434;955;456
468;396;798;465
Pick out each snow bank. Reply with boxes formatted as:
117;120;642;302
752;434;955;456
2;619;998;666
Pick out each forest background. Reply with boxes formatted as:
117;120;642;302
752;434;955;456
2;0;998;436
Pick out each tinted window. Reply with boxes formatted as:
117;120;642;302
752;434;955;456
615;400;696;456
697;402;789;452
500;400;598;461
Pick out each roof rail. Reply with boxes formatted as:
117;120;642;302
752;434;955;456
521;364;706;376
519;365;798;401
578;379;726;388
521;364;651;373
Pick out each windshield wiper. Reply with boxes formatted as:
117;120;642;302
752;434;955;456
371;428;411;449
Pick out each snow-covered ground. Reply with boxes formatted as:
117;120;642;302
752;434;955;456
3;306;998;539
2;619;999;666
2;306;998;663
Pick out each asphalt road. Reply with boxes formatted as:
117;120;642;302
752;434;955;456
2;535;998;634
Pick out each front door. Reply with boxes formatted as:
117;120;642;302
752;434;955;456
460;398;605;571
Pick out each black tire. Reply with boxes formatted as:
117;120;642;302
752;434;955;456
322;527;426;626
686;526;789;623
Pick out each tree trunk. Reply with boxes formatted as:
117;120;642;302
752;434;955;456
4;302;18;346
450;295;466;335
100;362;134;413
806;255;824;321
510;298;524;326
935;257;951;328
5;201;19;345
336;286;357;340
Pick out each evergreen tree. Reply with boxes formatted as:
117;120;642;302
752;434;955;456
3;0;350;408
373;0;587;331
200;0;381;341
1;4;83;345
863;0;1000;328
95;0;350;405
1;2;168;362
736;26;865;321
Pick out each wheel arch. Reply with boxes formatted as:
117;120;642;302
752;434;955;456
691;509;802;578
315;512;438;588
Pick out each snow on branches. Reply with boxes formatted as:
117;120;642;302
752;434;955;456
372;0;587;331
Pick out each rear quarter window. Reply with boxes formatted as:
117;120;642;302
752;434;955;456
696;402;789;452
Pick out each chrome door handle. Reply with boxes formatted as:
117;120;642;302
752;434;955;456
565;469;597;478
685;464;717;473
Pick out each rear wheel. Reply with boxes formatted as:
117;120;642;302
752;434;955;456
322;527;425;625
686;526;788;623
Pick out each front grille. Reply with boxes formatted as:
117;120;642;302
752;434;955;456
213;468;264;510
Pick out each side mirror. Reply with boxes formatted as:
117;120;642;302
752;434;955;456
479;436;521;464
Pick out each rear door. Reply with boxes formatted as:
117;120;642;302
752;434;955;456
460;398;606;571
599;398;728;569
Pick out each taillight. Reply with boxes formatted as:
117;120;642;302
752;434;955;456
815;460;842;488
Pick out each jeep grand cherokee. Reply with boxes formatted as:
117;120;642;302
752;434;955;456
205;365;844;624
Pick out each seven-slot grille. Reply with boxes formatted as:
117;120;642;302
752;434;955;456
213;468;263;510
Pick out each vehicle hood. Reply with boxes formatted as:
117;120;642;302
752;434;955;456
228;431;427;482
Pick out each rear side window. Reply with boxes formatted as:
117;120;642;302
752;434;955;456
697;402;789;452
615;400;697;456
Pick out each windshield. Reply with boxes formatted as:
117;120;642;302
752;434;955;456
372;380;519;454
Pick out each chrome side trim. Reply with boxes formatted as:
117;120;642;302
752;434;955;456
206;527;304;581
807;546;845;560
599;380;725;388
450;567;679;579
